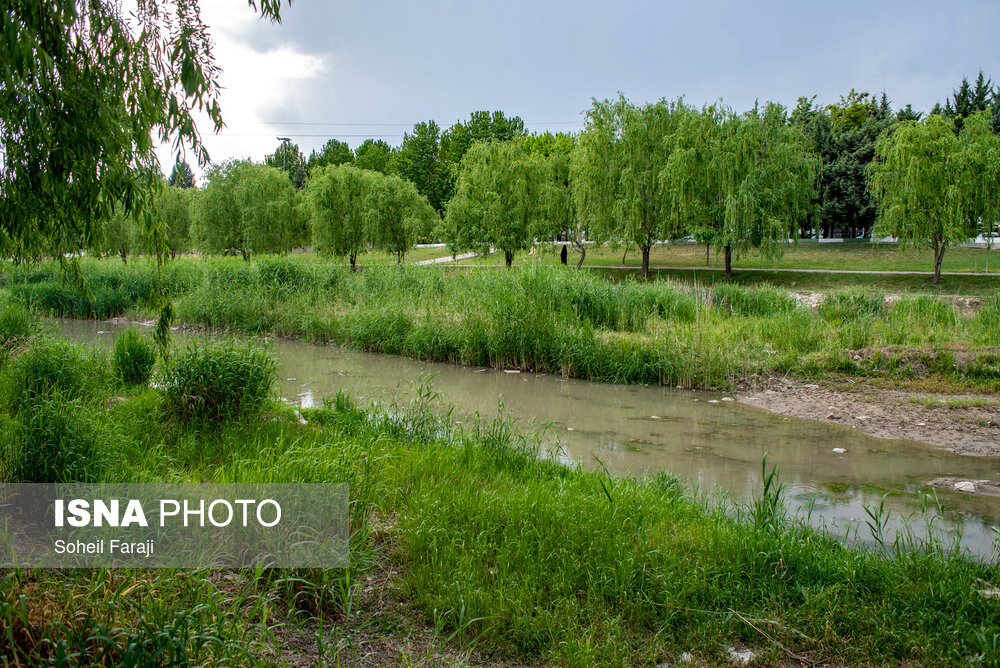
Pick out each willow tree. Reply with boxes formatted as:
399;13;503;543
868;112;998;284
444;141;546;268
667;103;818;278
523;133;582;266
367;174;439;264
305;165;374;270
572;96;691;277
194;161;295;260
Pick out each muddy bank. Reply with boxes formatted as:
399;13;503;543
738;380;1000;456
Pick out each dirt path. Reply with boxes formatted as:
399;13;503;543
738;380;1000;456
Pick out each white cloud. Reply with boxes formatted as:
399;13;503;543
156;1;326;182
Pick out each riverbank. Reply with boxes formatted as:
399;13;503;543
738;378;1000;456
3;257;999;394
4;313;1000;665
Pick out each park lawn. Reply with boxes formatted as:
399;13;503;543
446;241;1000;275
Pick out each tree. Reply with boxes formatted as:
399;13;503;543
305;165;373;270
445;141;545;268
266;140;308;189
194;161;295;260
1;1;284;262
932;71;998;133
391;121;447;212
152;185;193;258
354;139;393;174
368;175;438;264
308;139;354;173
89;204;137;264
572;96;691;277
168;161;196;189
522;132;583;266
440;111;526;205
668;103;818;278
868;113;998;284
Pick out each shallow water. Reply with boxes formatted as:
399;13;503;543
59;319;1000;558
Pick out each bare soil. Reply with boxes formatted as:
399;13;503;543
738;379;1000;456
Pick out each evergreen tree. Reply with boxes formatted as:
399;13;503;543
168;161;196;189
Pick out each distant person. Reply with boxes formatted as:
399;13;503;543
560;244;568;265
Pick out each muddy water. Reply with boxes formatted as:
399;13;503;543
59;319;1000;557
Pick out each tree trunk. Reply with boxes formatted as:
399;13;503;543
640;245;651;278
933;239;946;285
396;250;404;265
120;251;127;264
622;247;628;265
504;249;514;268
241;247;249;262
705;244;710;266
576;245;586;270
724;245;733;279
350;252;358;271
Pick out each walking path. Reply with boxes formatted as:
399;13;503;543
441;262;996;277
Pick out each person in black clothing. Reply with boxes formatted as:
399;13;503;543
560;244;568;265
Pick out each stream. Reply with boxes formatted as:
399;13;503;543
58;318;1000;558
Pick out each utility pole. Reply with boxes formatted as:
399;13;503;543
276;137;291;174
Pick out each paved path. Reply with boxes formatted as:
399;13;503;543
414;251;479;265
439;263;997;277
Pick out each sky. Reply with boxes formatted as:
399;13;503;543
163;0;1000;178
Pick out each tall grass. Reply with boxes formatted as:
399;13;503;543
6;256;1000;390
1;332;1000;664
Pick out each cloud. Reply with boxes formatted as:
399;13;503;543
155;1;327;181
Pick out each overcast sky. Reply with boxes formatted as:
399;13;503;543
166;0;1000;177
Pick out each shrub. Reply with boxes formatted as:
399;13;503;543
0;301;36;363
7;397;101;483
257;256;315;291
2;339;99;413
160;341;277;425
113;327;157;385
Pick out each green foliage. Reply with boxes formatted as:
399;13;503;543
368;174;439;262
168;160;196;189
194;161;298;260
160;341;277;425
113;327;157;385
266;140;308;189
152;184;193;257
0;300;36;364
711;283;797;317
2;339;102;413
307;138;354;175
391;120;448;212
869;111;1000;282
0;0;283;262
668;102;818;275
445;141;549;267
573;96;692;275
8;397;101;483
818;290;888;321
353;138;393;173
306;165;374;268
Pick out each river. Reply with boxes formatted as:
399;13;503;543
58;318;1000;558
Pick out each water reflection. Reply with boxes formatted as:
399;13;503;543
58;319;1000;557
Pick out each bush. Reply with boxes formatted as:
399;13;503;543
7;397;102;483
2;339;99;413
160;341;277;425
257;256;315;291
113;327;157;385
0;300;36;363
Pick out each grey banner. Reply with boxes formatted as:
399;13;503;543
0;483;348;568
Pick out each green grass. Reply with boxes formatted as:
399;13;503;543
4;257;1000;393
3;320;1000;665
451;241;1000;274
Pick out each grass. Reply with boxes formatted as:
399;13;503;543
453;241;1000;274
3;256;1000;393
4;314;1000;665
